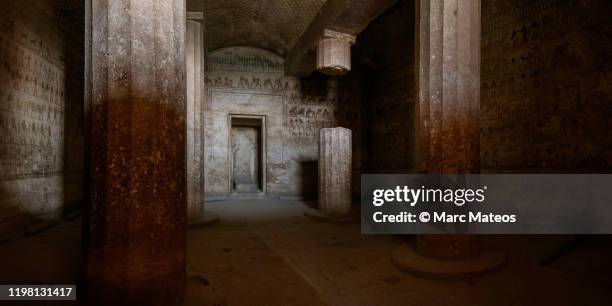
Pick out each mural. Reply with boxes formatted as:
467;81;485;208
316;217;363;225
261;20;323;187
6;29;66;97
0;20;65;179
204;47;361;197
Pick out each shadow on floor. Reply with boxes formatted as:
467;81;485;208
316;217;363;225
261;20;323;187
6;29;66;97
1;200;612;306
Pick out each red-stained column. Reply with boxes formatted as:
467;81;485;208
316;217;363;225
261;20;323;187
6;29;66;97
85;0;186;304
392;0;504;278
416;0;481;260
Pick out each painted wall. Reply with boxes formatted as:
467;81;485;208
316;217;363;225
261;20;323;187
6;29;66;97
0;0;84;240
481;0;612;171
204;47;362;198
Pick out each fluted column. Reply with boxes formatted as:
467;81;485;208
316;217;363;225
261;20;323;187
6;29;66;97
86;0;186;304
392;0;503;279
319;127;352;215
415;0;481;260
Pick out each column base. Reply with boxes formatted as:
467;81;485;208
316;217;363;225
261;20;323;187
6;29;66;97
188;210;220;228
303;208;360;223
391;243;506;280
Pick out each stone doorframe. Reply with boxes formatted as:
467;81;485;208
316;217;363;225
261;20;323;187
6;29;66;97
227;114;267;195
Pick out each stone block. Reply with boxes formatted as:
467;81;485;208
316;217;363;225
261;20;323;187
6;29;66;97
318;127;352;216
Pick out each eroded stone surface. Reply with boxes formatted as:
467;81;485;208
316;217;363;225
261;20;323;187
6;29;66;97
415;0;481;260
417;0;481;174
481;0;612;171
186;19;205;217
87;1;187;304
203;47;363;199
0;0;84;239
316;30;355;76
232;126;261;193
318;127;352;216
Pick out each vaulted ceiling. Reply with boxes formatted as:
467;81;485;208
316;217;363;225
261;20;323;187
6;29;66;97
188;0;327;56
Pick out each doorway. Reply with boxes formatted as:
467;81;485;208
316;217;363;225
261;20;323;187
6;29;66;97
229;115;266;195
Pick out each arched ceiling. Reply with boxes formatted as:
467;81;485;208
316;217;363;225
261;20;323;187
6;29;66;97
188;0;327;56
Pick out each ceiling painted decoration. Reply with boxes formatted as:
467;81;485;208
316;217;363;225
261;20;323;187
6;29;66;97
188;0;327;56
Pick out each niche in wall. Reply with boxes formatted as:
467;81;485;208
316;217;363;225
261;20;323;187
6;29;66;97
229;115;266;195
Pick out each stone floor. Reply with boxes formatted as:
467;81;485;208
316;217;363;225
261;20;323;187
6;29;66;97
1;200;612;306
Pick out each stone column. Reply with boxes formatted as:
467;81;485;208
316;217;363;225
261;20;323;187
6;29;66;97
186;19;203;218
318;127;352;216
417;0;481;259
417;0;481;175
186;17;218;227
86;1;186;305
392;0;504;278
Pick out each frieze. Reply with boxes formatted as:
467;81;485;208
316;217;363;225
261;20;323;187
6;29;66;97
208;53;285;73
0;19;65;178
206;74;288;92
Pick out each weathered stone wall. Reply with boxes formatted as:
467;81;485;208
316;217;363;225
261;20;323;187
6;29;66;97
355;0;417;173
0;0;84;239
354;0;611;173
204;46;362;198
481;0;612;171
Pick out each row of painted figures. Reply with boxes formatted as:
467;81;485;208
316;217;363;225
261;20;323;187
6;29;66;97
205;75;292;91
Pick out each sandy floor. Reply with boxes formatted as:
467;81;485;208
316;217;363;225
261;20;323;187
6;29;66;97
1;199;611;306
